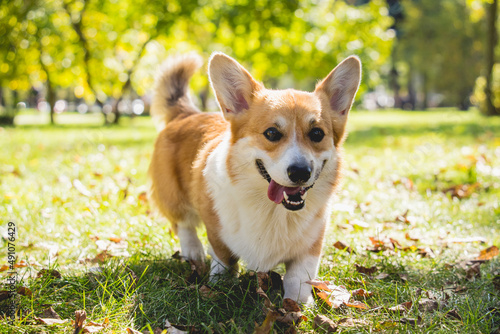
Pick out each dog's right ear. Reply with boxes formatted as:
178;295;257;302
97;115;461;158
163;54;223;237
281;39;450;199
209;52;263;118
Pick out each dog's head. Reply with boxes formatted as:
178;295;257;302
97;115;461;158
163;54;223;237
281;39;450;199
209;52;361;211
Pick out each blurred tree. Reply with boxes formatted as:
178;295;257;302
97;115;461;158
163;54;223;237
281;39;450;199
396;0;484;110
484;0;499;115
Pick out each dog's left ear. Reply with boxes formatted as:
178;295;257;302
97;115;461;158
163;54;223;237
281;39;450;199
209;52;263;119
315;56;361;146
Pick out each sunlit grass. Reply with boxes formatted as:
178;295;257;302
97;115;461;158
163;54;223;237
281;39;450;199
0;109;499;333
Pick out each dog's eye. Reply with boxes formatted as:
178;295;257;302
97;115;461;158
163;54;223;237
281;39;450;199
263;127;283;142
308;128;325;142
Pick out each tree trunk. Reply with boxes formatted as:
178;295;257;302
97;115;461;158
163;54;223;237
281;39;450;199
407;66;417;110
389;45;403;109
421;71;428;110
485;0;499;116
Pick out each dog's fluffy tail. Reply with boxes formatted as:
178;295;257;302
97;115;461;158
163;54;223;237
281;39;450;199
151;53;203;132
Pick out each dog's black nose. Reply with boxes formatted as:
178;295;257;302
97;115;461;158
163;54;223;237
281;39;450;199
287;164;312;183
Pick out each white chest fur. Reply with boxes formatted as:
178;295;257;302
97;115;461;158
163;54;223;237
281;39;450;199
203;133;337;271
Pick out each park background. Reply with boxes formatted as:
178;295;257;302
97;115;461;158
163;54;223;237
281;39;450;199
1;0;500;333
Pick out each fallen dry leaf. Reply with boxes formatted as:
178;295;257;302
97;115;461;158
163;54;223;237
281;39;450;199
17;286;32;296
83;325;104;333
125;328;142;334
138;191;148;204
35;317;69;325
15;260;28;268
443;182;479;199
199;285;216;299
0;291;10;301
387;301;412;313
477;245;499;261
40;307;61;320
313;315;337;332
164;319;188;334
466;262;481;280
445;308;462;321
74;310;87;334
283;298;301;312
0;264;9;272
399;316;422;326
351;288;373;298
337;317;369;327
344;301;369;310
305;279;333;292
256;287;273;309
333;241;355;254
254;310;279;334
109;236;122;243
373;273;389;280
355;264;377;275
405;232;420;242
37;269;62;279
418;298;439;313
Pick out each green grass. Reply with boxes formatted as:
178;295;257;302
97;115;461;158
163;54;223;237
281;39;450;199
0;109;499;333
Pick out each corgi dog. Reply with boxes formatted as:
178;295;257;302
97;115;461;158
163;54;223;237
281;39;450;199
148;52;361;304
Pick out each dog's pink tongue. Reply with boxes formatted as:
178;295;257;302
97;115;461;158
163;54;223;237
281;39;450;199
267;180;301;204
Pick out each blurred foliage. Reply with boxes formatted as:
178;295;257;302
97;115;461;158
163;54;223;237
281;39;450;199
0;0;393;111
1;0;499;118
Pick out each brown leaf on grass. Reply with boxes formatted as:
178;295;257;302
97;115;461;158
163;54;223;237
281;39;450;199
333;241;355;254
351;288;373;298
400;316;422;326
283;298;301;312
109;236;122;243
15;259;28;268
338;318;369;327
276;309;306;327
35;317;69;325
466;262;481;280
369;237;385;248
443;182;479;199
316;285;351;308
85;251;113;264
305;279;333;292
344;301;369;310
74;310;87;334
373;273;390;280
138;191;148;204
164;320;189;334
355;264;377;275
257;271;270;291
256;287;273;309
418;298;439;312
445;308;462;321
254;310;280;334
0;291;10;301
387;301;412;313
37;269;62;279
313;315;337;332
417;247;436;258
83;325;104;333
0;264;9;272
405;232;420;242
126;328;142;334
40;307;61;320
477;245;499;261
17;286;32;296
199;285;216;299
171;250;182;260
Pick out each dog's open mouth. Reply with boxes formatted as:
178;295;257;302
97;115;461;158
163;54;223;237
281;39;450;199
256;160;313;211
